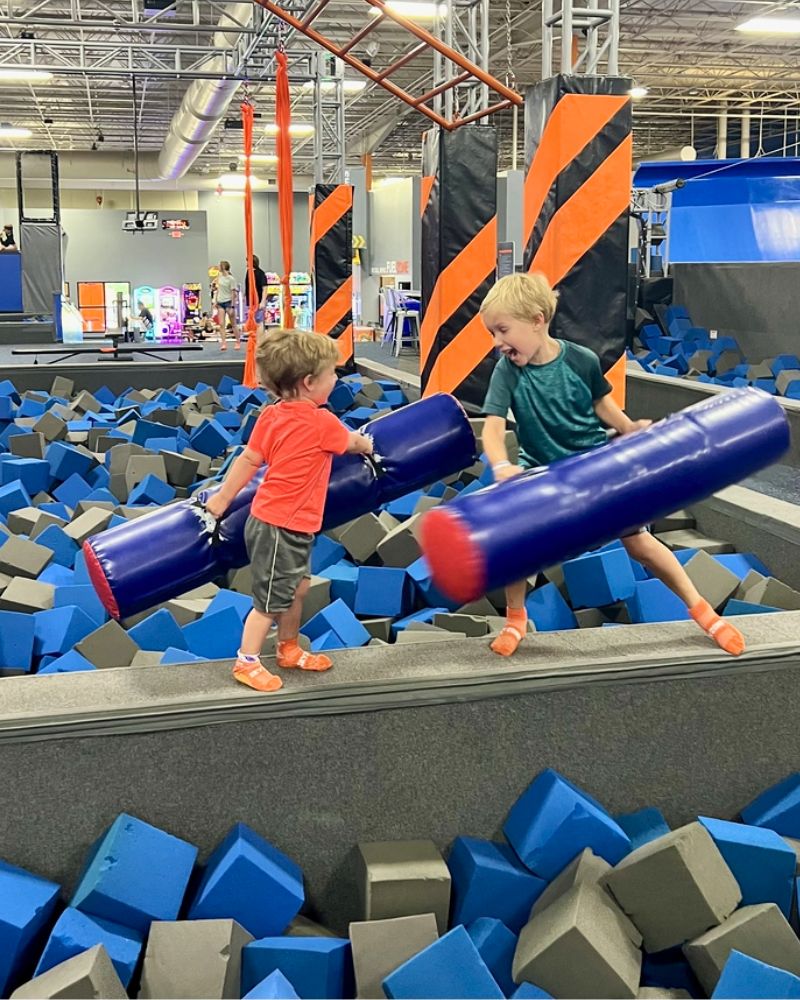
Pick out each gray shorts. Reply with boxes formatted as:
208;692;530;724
244;515;313;614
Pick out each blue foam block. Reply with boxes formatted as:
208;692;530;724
319;561;358;609
0;860;60;996
712;950;800;998
311;535;347;574
1;458;50;494
563;549;636;609
35;524;80;568
189;823;304;938
242;938;352;999
406;557;461;612
354;566;410;618
642;945;703;995
38;502;71;521
0;611;35;671
328;382;356;414
391;608;448;636
53;472;92;510
615;807;670;850
128;473;176;506
54;585;108;626
160;647;205;664
714;553;771;579
383;925;503;1000
345;407;376;429
182;606;243;660
37;649;96;674
17;397;46;418
71;812;198;934
700;816;795;915
771;355;800;376
310;629;347;652
243;969;301;1000
128;608;187;652
33;606;96;658
301;599;370;648
465;918;516;996
190;419;233;458
724;599;781;616
448;836;546;934
525;583;577;632
385;490;425;521
38;564;75;587
0;480;32;518
741;774;800;837
511;986;553;999
44;441;94;483
35;907;143;987
206;588;254;626
503;768;631;879
627;579;691;624
130;419;175;447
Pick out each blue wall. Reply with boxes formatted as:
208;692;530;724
0;252;23;312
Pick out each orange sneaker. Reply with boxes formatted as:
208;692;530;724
233;659;283;692
277;641;332;672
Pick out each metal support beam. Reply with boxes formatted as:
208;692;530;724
542;0;619;78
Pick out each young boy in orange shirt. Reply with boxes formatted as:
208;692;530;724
204;330;373;692
480;273;745;659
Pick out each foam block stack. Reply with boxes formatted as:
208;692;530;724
631;304;800;400
9;768;800;997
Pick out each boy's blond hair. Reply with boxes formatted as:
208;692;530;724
256;329;338;397
480;272;559;324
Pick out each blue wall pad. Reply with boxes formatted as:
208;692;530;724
241;937;353;999
71;812;198;934
503;769;631;879
383;925;503;1000
465;918;516;997
741;774;800;836
189;823;304;938
34;908;143;988
712;950;800;999
525;584;577;632
616;807;670;850
699;816;795;916
0;611;35;671
448;836;546;934
0;860;60;996
563;549;636;609
243;969;301;1000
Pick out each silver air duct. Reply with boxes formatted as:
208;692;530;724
156;2;253;180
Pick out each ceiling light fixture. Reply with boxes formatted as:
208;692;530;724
0;123;32;138
0;67;53;82
216;171;267;190
264;122;314;137
629;86;648;100
369;1;447;19
736;16;800;34
238;152;278;164
300;79;367;95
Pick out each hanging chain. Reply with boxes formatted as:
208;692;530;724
505;0;515;88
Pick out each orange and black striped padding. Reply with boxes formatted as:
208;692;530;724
420;125;498;408
311;183;355;370
523;76;632;406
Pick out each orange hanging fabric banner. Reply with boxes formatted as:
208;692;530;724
241;99;259;388
276;50;295;328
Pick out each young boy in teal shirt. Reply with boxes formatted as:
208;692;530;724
480;272;745;659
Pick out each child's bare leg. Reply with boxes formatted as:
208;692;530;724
491;579;528;658
234;607;283;692
276;578;333;672
622;532;744;655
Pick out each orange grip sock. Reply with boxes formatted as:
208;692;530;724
689;599;745;656
277;639;332;672
490;607;528;658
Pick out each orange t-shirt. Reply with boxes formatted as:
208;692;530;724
247;399;351;533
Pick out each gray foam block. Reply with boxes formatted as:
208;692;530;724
657;530;734;555
301;576;331;626
114;505;159;520
783;837;800;873
182;411;207;430
0;577;55;612
457;597;498;616
179;583;220;600
0;536;53;578
73;501;115;519
363;618;394;643
0;572;11;594
228;565;254;596
513;883;642;1000
777;370;800;395
714;351;741;376
195;387;221;409
50;375;75;399
532;848;612;917
72;390;102;414
161;451;200;488
432;614;489;637
108;443;150;476
459;460;486;485
32;492;54;508
149;408;184;428
413;496;441;516
683;903;800;995
350;913;439;999
124;456;168;492
182;448;213;478
359;381;386;402
742;576;800;611
33;411;67;442
575;608;606;629
601;822;741;953
638;990;690;999
138;919;253;999
442;486;459;501
651;510;696;534
394;627;456;644
6;508;64;539
682;551;740;611
735;570;767;601
357;840;451;933
64;508;114;545
286;914;339;937
130;650;165;667
10;943;127;999
338;513;389;562
543;563;570;597
746;363;774;381
377;511;400;532
377;516;422;568
368;638;389;647
75;620;140;669
165;599;211;625
688;350;712;372
9;432;46;459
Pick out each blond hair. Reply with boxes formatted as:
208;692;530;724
257;329;338;397
480;272;559;324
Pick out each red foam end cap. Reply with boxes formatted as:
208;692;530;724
419;507;486;605
82;539;121;620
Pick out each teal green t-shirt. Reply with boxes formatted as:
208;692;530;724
482;340;612;467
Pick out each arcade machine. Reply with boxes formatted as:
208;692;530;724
286;271;313;329
182;283;202;325
265;272;282;326
133;285;158;341
157;285;182;342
